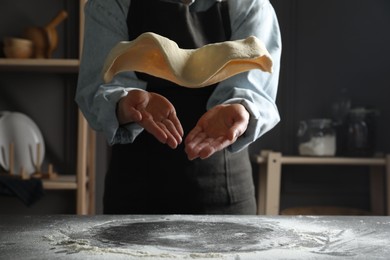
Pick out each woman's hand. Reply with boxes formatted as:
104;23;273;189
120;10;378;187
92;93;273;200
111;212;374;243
117;89;183;148
184;103;249;160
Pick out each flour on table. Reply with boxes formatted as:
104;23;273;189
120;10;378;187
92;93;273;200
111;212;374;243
42;215;388;260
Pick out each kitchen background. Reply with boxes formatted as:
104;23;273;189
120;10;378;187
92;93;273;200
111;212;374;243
0;0;389;214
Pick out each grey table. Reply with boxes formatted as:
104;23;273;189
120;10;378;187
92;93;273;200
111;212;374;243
0;215;389;259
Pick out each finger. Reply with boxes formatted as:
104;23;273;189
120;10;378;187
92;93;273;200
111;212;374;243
226;120;248;141
184;126;203;145
230;111;249;138
141;116;168;144
185;132;208;160
128;107;142;122
199;136;231;159
161;119;183;145
185;131;207;151
226;127;239;141
169;112;184;137
157;121;180;149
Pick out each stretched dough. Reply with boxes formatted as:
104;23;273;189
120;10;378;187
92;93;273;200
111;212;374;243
103;32;273;88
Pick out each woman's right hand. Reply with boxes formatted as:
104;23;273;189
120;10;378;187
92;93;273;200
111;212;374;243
117;89;183;149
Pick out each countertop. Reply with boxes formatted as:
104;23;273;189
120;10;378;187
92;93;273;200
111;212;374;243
0;214;390;259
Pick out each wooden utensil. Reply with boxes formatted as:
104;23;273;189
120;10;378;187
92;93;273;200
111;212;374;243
23;10;68;58
23;26;47;58
44;10;68;58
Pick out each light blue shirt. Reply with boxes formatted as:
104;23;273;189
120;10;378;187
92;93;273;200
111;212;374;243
76;0;282;153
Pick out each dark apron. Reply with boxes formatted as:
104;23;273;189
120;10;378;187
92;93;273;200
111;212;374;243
104;0;256;214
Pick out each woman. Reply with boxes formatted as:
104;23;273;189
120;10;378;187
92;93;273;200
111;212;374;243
76;0;281;214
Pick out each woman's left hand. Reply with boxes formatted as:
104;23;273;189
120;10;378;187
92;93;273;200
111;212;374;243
184;103;249;160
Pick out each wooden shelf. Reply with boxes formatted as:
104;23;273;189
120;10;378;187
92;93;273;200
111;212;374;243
42;175;77;190
254;150;390;216
0;58;79;73
0;0;94;215
255;154;387;166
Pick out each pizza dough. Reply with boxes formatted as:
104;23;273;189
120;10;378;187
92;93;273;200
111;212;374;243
102;32;273;88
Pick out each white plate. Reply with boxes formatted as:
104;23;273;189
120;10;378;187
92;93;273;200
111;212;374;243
0;112;45;175
0;111;10;119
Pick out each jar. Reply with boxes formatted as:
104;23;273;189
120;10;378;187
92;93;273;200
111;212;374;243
345;107;377;157
297;119;336;156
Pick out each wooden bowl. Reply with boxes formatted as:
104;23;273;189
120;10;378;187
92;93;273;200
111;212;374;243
3;37;34;59
3;37;33;48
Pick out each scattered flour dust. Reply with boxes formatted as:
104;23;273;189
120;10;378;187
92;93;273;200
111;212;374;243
41;216;390;260
43;229;227;260
274;217;388;257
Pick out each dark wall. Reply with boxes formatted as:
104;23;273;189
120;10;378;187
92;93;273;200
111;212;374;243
254;0;390;155
250;0;390;212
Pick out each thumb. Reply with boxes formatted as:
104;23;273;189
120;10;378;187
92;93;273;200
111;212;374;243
228;120;247;141
128;107;142;122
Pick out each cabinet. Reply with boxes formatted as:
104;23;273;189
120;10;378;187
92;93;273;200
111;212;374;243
0;0;95;215
254;150;390;216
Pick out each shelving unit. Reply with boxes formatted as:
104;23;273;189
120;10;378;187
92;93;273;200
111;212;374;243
254;150;390;216
0;0;95;215
42;175;77;189
0;58;79;72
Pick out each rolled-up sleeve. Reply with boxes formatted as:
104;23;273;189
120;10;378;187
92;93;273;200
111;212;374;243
76;0;147;145
208;0;282;152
